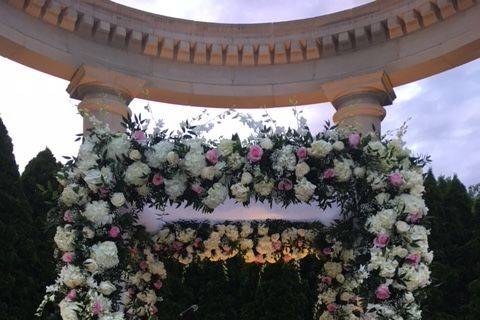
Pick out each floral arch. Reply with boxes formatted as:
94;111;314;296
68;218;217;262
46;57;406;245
39;112;432;320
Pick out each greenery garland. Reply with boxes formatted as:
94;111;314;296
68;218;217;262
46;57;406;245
38;111;432;320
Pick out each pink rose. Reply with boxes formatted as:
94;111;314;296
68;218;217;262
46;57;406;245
283;255;293;263
191;183;204;195
153;280;163;290
62;252;74;264
99;186;110;198
247;145;263;163
296;147;308;159
374;234;390;248
150;305;158;315
375;284;391;300
323;168;335;179
173;241;184;251
407;211;423;223
273;241;282;251
348;133;361;148
193;237;202;248
133;130;147;143
109;226;121;238
406;253;421;266
389;172;404;187
92;301;103;316
63;210;73;223
205;149;219;164
152;173;164;186
139;261;148;270
322;276;332;285
66;289;76;301
277;178;293;191
327;303;337;313
254;254;265;264
322;247;333;256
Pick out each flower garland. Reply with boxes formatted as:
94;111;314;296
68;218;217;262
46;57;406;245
38;113;432;320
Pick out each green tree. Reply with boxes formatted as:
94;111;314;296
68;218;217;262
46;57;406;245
0;118;38;319
20;148;62;316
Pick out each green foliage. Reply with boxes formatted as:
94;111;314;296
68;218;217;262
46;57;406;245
423;170;480;319
0;118;37;319
21;148;63;319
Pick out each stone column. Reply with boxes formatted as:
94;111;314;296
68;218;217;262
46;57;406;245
67;65;145;132
323;71;396;135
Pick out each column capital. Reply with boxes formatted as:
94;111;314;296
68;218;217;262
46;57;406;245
67;65;146;132
323;71;396;134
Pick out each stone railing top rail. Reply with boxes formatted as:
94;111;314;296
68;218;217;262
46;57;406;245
1;0;479;107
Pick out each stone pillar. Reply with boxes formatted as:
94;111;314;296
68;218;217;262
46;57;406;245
67;65;145;132
323;71;396;135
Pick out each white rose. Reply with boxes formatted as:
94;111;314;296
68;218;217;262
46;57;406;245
218;139;234;156
82;200;112;226
230;183;249;202
396;221;410;233
125;162;151;186
201;166;217;180
164;174;187;200
59;299;79;320
295;162;310;178
227;152;244;170
129;149;142;161
254;180;274;197
91;241;119;270
60;265;84;288
54;226;76;252
354;167;366;178
203;183;228;209
84;258;99;273
84;169;102;191
110;192;126;207
364;140;386;157
106;134;130;160
166;151;180;165
99;281;116;296
241;172;253;185
146;141;174;168
83;226;95;239
260;137;274;150
308;140;332;158
333;141;344;151
294;178;316;202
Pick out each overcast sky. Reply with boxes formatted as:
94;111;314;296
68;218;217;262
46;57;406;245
0;0;479;189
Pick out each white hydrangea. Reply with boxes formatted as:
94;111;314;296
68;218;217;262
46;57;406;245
295;162;310;178
308;140;332;158
260;137;274;150
395;194;428;215
271;145;297;174
240;172;253;184
59;299;80;320
333;141;345;151
106;134;130;160
366;209;397;235
364;140;386;157
398;263;431;291
402;169;426;196
99;313;125;320
294;178;316;202
164;174;187;200
91;241;119;270
227;152;244;170
82;200;112;226
218;139;234;156
203;183;228;209
54;225;76;252
124;162;151;186
60;265;85;288
183;150;206;177
201;166;217;180
254;180;274;197
60;184;88;207
146;141;174;168
333;159;353;182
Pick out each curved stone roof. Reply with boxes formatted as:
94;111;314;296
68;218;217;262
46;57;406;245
0;0;479;107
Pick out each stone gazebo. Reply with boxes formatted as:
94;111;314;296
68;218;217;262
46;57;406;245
1;0;479;133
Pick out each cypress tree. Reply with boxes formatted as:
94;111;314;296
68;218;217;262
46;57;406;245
0;118;37;319
20;148;62;314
